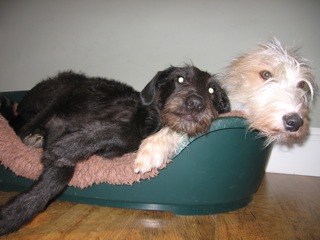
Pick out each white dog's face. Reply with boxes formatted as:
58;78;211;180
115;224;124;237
222;39;317;145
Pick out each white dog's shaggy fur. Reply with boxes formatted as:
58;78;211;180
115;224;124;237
221;38;317;145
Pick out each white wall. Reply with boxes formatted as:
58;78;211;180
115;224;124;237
267;128;320;177
1;0;319;175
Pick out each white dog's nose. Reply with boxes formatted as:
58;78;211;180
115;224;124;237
283;113;304;132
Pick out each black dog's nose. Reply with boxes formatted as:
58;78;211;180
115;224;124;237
185;95;204;113
283;113;304;132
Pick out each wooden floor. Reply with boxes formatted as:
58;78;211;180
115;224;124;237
0;173;320;240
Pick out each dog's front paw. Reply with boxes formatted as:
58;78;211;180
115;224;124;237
134;128;173;174
134;141;167;174
134;127;184;174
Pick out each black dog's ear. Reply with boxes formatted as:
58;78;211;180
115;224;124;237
140;67;174;106
218;90;231;113
140;71;163;106
212;83;231;114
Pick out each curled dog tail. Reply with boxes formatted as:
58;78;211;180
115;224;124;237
0;163;75;235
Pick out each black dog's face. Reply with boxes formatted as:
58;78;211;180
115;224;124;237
140;65;230;136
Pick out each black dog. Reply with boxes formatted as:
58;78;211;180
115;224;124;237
0;65;230;235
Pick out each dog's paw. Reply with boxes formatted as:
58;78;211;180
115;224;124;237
22;133;44;148
134;127;184;174
134;129;171;174
134;147;167;174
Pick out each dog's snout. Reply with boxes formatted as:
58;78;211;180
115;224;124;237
185;95;204;113
283;113;304;132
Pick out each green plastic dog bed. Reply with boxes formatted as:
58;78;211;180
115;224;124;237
0;91;272;215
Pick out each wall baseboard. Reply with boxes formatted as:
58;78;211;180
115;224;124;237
266;128;320;177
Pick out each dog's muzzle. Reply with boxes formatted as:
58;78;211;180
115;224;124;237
282;113;304;132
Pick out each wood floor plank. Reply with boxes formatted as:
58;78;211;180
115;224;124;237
1;173;319;239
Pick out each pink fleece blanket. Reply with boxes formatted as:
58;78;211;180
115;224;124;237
0;111;246;188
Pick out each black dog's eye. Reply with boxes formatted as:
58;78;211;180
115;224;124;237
208;87;215;94
260;70;272;80
177;76;184;84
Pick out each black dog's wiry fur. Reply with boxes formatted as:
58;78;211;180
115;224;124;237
0;65;230;235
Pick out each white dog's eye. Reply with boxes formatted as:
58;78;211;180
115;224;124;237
297;81;310;92
177;77;184;83
260;70;272;80
208;87;215;94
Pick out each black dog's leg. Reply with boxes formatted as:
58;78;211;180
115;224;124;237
0;125;83;235
0;121;139;235
0;162;74;235
17;88;71;139
0;130;89;235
